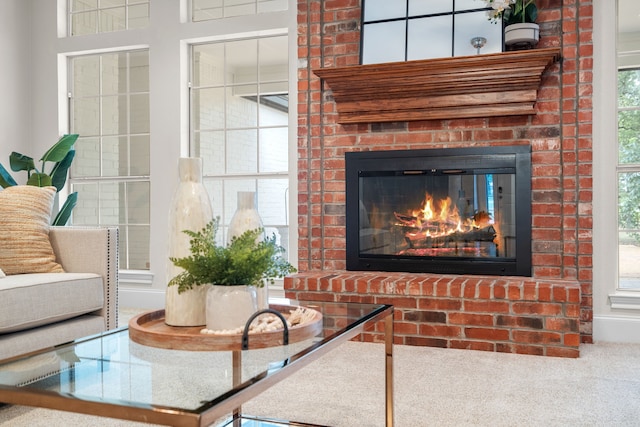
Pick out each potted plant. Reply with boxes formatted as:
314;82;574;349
169;218;296;331
484;0;539;49
0;134;79;225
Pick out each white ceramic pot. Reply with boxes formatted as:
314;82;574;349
504;23;540;49
205;285;258;331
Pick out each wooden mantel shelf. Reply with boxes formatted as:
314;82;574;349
313;47;561;124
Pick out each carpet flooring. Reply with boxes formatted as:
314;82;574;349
1;311;639;426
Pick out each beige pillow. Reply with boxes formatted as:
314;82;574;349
0;268;5;278
0;186;64;275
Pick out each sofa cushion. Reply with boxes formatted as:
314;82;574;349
0;185;64;275
0;273;103;334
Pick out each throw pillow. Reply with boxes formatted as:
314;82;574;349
0;186;64;275
0;268;5;278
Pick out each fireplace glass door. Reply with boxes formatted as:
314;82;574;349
346;146;531;276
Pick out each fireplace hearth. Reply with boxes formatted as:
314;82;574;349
346;146;532;276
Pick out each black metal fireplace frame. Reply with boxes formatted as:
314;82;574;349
345;145;532;276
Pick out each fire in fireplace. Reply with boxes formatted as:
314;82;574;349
345;146;532;276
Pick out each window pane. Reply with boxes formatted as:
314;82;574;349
226;129;258;174
259;92;288;126
73;97;100;136
102;95;128;135
193;44;225;86
71;11;97;36
364;0;407;21
409;0;453;16
73;183;99;224
619;231;640;289
69;0;149;36
102;53;127;95
130;135;150;175
454;11;503;56
72;0;97;12
127;225;151;269
227;40;258;84
257;0;287;13
224;0;254;18
619;70;640;108
192;0;223;21
362;21;407;64
130;51;150;92
193;88;226;130
102;136;128;176
407;16;452;60
128;3;150;30
457;0;485;11
72;137;100;177
196;131;226;175
101;0;125;7
619;172;640;230
127;181;150;224
226;86;258;128
130;93;150;134
618;109;640;164
259;127;288;172
99;7;126;33
257;178;288;224
73;56;100;97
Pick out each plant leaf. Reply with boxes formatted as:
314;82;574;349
0;163;17;188
40;134;79;164
52;192;78;226
9;152;35;172
50;149;76;191
27;173;53;187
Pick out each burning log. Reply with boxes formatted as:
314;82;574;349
405;225;497;249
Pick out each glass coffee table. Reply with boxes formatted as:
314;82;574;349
0;301;394;427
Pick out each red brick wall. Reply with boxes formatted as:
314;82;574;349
292;0;593;352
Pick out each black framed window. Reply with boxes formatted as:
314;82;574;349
361;0;503;64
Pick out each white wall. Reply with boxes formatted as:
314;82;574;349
0;0;33;174
25;0;294;308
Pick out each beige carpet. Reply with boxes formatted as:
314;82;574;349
1;313;640;426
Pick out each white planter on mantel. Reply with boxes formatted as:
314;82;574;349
505;23;540;49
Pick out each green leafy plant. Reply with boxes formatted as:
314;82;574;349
483;0;538;25
0;134;79;226
169;218;297;294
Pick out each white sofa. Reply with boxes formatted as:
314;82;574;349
0;226;118;362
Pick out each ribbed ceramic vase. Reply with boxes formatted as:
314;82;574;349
227;191;269;310
205;285;258;331
165;157;213;326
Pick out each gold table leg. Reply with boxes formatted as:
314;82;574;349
233;350;242;427
385;310;394;427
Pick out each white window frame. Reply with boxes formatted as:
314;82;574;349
593;0;640;342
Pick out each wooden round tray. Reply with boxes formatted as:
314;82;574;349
128;304;323;351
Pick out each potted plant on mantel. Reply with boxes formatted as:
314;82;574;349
168;218;296;331
484;0;539;49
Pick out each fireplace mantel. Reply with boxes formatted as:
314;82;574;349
313;47;561;124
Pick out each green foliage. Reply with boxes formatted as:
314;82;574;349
484;0;537;25
503;0;537;25
168;218;297;294
0;134;79;225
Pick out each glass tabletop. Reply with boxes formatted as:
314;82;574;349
0;301;393;426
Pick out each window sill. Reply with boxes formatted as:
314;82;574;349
609;291;640;310
120;270;154;286
313;48;561;124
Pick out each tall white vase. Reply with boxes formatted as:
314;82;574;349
227;191;269;310
165;157;213;326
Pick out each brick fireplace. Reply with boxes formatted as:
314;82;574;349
286;0;592;358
